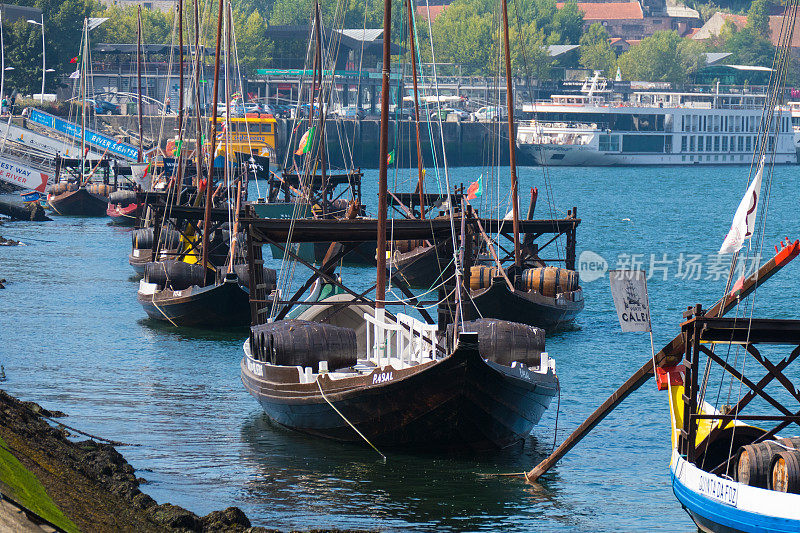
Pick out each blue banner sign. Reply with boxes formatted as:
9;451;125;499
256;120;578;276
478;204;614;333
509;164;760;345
26;108;139;161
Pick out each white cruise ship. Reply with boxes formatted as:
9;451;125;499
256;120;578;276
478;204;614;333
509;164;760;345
517;80;796;166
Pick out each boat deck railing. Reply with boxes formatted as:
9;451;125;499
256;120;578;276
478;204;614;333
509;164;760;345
364;311;439;369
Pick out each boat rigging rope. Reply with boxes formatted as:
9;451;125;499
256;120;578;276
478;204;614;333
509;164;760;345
698;0;799;473
315;377;386;461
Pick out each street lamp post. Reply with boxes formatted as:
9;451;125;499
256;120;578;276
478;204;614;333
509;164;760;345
27;15;45;103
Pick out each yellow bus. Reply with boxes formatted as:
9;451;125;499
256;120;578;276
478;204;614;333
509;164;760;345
207;114;277;159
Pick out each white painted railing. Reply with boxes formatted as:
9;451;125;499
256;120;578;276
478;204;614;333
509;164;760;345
364;310;438;369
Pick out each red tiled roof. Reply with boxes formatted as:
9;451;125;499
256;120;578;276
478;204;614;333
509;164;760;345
684;27;700;38
768;15;800;48
721;13;748;28
416;4;448;20
556;1;643;21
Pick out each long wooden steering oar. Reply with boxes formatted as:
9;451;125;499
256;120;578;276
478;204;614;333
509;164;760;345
523;239;800;482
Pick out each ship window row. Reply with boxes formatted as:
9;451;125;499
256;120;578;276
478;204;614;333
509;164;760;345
680;114;789;134
680;135;775;153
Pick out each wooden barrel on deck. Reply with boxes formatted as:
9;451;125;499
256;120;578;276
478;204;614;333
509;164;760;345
469;265;499;290
522;267;579;297
48;182;76;196
393;239;425;254
447;318;545;366
109;190;137;205
250;320;357;372
86;183;114;197
737;441;784;488
771;449;800;493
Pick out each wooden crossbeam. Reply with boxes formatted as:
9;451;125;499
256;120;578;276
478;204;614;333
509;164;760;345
524;240;800;482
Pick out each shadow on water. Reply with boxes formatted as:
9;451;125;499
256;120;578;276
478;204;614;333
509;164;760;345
137;318;249;342
238;412;584;532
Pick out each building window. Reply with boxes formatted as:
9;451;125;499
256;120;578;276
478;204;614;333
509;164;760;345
697;136;703;151
681;135;687;151
746;136;752;151
738;136;743;151
714;136;720;151
706;136;712;151
690;136;695;151
722;137;728;151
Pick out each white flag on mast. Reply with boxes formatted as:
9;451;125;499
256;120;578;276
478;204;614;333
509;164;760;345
719;157;764;255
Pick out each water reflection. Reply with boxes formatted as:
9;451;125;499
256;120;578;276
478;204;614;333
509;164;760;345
238;412;581;531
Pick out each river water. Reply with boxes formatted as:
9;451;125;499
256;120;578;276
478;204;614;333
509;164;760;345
1;164;798;532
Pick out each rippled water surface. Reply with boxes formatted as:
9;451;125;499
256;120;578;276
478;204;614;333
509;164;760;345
1;164;799;532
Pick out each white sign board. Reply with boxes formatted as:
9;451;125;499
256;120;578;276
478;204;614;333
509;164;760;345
0;156;50;193
609;269;651;333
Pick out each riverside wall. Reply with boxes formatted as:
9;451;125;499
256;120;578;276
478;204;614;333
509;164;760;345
89;115;530;168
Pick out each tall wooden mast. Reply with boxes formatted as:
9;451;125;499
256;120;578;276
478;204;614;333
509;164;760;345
176;0;184;183
501;0;521;268
406;0;425;219
80;20;87;183
192;0;203;188
375;0;392;311
136;6;143;163
201;0;226;275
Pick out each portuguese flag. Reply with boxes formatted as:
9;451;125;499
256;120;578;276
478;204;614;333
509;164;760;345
466;175;483;201
295;127;315;156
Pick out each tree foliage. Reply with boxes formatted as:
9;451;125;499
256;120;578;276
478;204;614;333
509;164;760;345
2;0;97;94
745;0;771;36
578;23;615;76
618;30;705;83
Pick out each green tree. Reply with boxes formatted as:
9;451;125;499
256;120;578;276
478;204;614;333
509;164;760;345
723;26;775;67
746;0;771;37
578;22;615;75
550;0;583;44
92;5;174;45
431;3;494;75
231;7;272;73
1;0;98;94
618;31;705;83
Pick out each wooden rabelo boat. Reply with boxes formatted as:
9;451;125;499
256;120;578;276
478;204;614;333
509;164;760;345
137;8;276;329
47;157;115;217
240;0;558;450
240;216;558;450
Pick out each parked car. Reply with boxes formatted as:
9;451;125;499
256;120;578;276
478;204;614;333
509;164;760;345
335;105;366;119
270;104;292;119
94;99;121;115
472;106;507;121
429;107;469;121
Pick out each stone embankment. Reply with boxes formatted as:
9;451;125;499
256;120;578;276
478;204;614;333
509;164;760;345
0;390;265;532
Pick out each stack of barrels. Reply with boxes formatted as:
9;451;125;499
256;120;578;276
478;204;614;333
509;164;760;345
85;183;115;197
737;437;800;493
393;239;426;254
469;265;499;290
521;266;579;297
47;182;78;196
468;264;579;296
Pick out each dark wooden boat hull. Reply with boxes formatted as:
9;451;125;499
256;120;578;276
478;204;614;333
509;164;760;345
469;281;583;329
138;280;252;327
107;202;140;226
48;188;108;217
390;244;444;288
242;343;557;451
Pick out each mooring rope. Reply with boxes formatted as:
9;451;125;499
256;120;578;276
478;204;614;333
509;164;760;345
18;403;139;447
315;377;386;461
